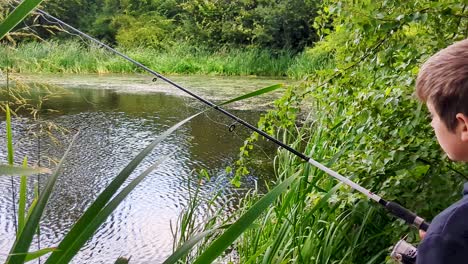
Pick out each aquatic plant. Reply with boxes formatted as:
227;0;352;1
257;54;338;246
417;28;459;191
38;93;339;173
165;1;468;263
2;77;281;263
0;0;44;40
0;40;301;77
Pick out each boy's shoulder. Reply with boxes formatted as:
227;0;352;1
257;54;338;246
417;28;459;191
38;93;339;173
428;183;468;239
416;192;468;264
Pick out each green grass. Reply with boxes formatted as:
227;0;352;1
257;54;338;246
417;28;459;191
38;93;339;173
164;108;392;263
0;40;333;78
228;117;390;264
3;81;281;264
0;0;44;40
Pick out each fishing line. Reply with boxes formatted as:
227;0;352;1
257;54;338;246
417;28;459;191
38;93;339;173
183;97;273;160
199;110;273;160
35;9;430;232
38;13;88;44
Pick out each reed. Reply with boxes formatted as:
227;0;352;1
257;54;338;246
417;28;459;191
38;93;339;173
163;91;393;263
231;118;391;264
0;40;332;78
2;81;280;263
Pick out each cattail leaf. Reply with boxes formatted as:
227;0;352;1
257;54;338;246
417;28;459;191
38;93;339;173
192;174;297;264
163;229;217;264
6;105;13;165
0;164;51;177
17;157;29;235
6;133;78;264
162;172;298;264
0;0;44;40
217;84;283;107
45;113;200;264
114;256;131;264
51;157;166;263
8;247;59;262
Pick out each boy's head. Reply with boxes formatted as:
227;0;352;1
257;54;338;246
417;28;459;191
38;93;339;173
416;38;468;161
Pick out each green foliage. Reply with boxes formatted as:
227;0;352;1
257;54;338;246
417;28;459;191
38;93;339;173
165;169;222;264
232;1;468;263
0;40;302;76
114;12;174;49
0;164;50;176
7;133;77;264
41;0;102;38
1;0;319;52
221;0;468;263
114;256;131;264
193;175;297;264
307;0;468;218
3;112;196;263
3;83;280;263
287;42;335;79
178;0;318;51
0;0;44;40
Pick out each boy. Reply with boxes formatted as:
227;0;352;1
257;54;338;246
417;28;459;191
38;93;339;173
414;38;468;263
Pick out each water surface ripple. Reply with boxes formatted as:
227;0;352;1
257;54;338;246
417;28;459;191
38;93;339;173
0;75;279;263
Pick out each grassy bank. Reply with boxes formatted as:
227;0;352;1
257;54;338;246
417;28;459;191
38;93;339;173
168;1;468;263
0;40;332;78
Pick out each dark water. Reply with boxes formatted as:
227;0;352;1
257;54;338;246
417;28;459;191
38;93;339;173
0;75;280;263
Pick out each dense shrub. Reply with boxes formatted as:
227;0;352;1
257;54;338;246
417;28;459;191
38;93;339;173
233;0;468;263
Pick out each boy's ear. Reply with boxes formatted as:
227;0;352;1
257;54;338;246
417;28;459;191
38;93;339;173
456;113;468;142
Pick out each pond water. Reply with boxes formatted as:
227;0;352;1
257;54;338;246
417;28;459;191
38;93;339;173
0;74;286;263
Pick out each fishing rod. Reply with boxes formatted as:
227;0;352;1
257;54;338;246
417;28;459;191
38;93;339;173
35;9;429;234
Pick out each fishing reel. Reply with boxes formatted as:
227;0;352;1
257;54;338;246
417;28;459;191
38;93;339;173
390;239;417;264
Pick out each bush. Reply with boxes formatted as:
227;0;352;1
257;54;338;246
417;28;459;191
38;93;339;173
231;0;468;263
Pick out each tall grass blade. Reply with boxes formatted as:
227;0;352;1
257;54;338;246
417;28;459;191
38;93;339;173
217;84;283;107
6;132;79;264
163;229;217;264
6;105;13;165
44;113;200;264
53;158;167;263
8;247;59;262
0;0;44;40
192;174;298;264
17;157;28;235
43;86;271;262
0;164;51;176
25;185;39;220
114;257;131;264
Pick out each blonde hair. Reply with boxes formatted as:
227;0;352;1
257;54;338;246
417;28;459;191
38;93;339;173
416;38;468;131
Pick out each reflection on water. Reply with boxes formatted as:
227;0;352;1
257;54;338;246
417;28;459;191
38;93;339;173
0;81;276;263
15;73;289;110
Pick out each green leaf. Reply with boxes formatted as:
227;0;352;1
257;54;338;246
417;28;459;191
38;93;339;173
192;174;298;264
25;184;39;222
45;113;201;264
8;247;59;262
0;0;45;40
44;84;282;262
217;84;283;107
7;133;78;264
114;257;131;264
18;157;28;235
54;158;167;263
162;229;217;264
6;105;13;165
0;164;51;177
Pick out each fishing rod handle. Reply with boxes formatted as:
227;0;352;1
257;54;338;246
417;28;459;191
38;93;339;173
384;201;429;231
